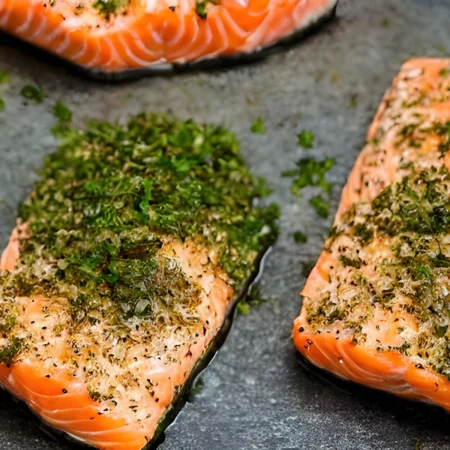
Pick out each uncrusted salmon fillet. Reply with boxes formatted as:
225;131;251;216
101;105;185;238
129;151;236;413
293;58;450;410
0;0;337;74
0;114;278;449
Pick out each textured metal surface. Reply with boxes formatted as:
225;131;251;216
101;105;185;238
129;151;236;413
1;1;450;449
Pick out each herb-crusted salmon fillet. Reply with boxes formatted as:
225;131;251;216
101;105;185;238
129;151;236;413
0;114;278;449
0;0;337;76
293;58;450;409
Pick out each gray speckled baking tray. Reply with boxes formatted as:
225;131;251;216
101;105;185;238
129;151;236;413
1;1;450;449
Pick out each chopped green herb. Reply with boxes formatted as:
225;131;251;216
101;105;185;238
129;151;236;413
297;130;314;149
309;194;329;218
236;301;251;315
282;157;335;196
250;117;266;134
339;255;362;269
195;2;207;18
354;223;373;245
0;338;22;365
0;97;4;112
381;18;391;27
349;94;358;108
397;327;404;334
237;285;272;315
437;45;446;53
0;71;10;84
0;303;16;333
20;85;46;103
93;0;129;19
195;0;218;18
440;68;450;77
435;325;448;338
53;101;72;122
431;121;450;157
416;265;433;280
293;231;307;244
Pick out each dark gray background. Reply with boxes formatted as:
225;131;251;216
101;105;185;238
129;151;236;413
1;1;450;449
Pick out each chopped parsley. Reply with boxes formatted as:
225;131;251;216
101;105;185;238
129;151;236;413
349;94;358;108
297;130;314;149
293;231;307;244
435;325;448;338
237;285;272;315
195;0;219;18
282;157;335;196
93;0;129;19
283;155;335;219
339;255;362;269
0;98;4;112
309;195;329;218
0;303;16;332
431;121;450;157
250;117;266;134
53;101;72;122
354;223;373;245
20;85;47;103
0;338;22;365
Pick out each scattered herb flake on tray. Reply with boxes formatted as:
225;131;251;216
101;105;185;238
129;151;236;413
282;157;335;196
349;94;358;108
293;231;308;244
283;153;335;220
309;194;329;218
20;85;47;103
250;117;266;134
53;101;72;122
297;130;314;149
237;285;272;315
0;97;4;112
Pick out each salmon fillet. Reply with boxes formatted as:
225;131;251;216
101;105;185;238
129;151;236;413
293;58;450;410
0;0;337;74
0;114;278;449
